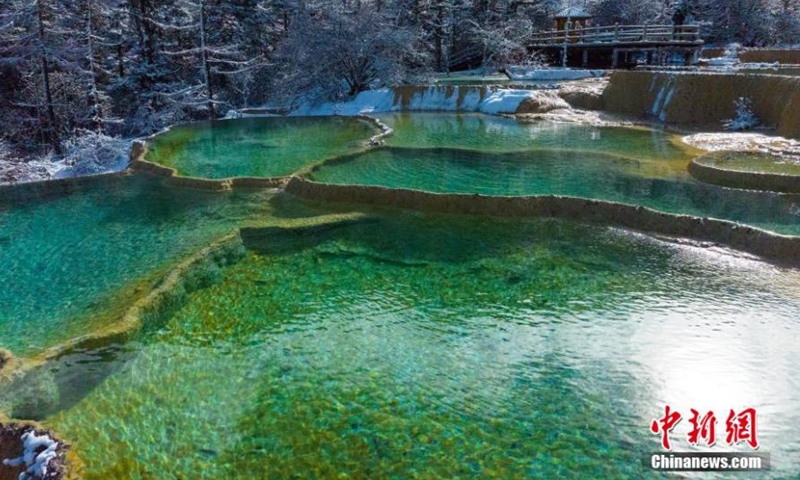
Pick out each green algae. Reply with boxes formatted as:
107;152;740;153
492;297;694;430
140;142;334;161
145;117;377;180
3;113;800;479
697;150;800;175
0;174;273;357
309;146;800;236
39;212;800;479
376;112;694;164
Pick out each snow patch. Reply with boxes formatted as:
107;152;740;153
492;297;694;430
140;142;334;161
2;431;59;480
722;97;760;131
683;132;800;156
479;89;540;114
0;133;131;185
55;132;131;179
291;86;542;116
505;67;606;81
705;43;741;70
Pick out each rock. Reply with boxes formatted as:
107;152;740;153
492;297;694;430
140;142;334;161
515;91;571;114
0;423;75;480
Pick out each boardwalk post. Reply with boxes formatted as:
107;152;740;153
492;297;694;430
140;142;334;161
562;18;571;67
501;21;702;71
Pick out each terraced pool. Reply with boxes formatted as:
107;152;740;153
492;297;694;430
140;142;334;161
697;151;800;175
378;113;694;162
145;116;377;179
35;213;800;479
0;175;272;357
310;146;800;235
2;113;800;479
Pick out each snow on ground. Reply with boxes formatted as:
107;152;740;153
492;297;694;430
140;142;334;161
2;430;60;480
290;86;542;116
505;67;606;81
705;43;741;70
515;108;641;127
290;89;396;115
0;133;130;185
683;132;800;156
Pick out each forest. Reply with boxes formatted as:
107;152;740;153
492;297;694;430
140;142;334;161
1;0;799;173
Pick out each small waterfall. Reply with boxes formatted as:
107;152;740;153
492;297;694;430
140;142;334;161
292;85;553;116
650;74;676;122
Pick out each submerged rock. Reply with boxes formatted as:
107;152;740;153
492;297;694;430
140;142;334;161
0;369;61;422
0;350;10;373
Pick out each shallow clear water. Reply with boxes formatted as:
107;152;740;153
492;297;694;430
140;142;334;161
146;117;376;179
3;113;800;479
377;113;695;164
311;147;800;235
0;175;272;356
699;151;800;175
40;213;800;479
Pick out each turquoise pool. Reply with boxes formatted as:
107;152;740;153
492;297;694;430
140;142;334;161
145;116;376;179
309;146;800;235
36;213;800;479
1;113;799;479
0;175;272;356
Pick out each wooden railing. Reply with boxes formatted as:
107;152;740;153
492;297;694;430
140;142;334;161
448;24;703;70
528;24;702;46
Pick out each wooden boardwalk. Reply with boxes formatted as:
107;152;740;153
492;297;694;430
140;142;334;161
528;24;702;47
448;24;704;71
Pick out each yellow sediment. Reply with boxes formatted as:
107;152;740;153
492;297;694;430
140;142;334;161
739;49;800;64
0;209;382;417
134;115;387;190
701;48;800;64
392;85;426;110
515;91;570;114
391;85;493;111
0;349;19;385
285;176;800;267
0;232;244;410
130;140;287;191
689;152;800;193
0;231;246;480
556;77;609;111
602;71;800;139
240;212;375;248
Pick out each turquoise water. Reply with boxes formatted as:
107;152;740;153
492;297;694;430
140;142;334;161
377;113;694;163
698;151;800;175
311;147;800;235
36;213;800;479
0;175;272;356
146;117;376;179
2;113;800;479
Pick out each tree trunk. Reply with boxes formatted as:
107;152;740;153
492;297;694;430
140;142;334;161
36;0;60;154
200;0;216;119
435;2;444;71
86;0;104;132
